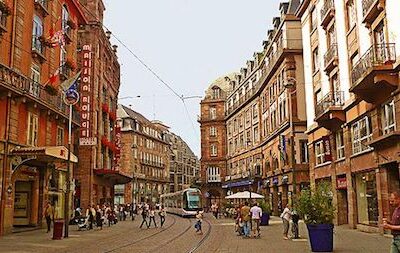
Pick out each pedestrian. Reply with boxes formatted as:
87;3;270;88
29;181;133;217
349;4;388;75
106;205;113;226
235;205;244;236
383;191;400;253
148;205;158;228
250;202;262;238
159;205;166;228
280;203;292;240
291;207;300;239
139;205;149;228
131;203;136;221
211;202;218;219
43;201;54;233
240;201;251;238
85;204;95;230
195;210;203;235
96;205;103;230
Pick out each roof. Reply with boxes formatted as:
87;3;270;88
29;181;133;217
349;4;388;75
204;73;237;98
118;104;152;124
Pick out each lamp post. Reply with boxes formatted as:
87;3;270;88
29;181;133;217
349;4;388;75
284;77;297;199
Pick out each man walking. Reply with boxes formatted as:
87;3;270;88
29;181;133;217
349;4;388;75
240;202;251;238
250;202;262;238
280;203;292;240
139;205;149;228
383;191;400;253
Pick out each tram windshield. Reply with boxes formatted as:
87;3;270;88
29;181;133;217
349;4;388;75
184;190;201;211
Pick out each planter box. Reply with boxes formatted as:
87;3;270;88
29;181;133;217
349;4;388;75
307;224;334;252
260;213;270;226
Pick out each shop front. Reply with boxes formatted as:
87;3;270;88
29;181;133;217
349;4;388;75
355;170;379;227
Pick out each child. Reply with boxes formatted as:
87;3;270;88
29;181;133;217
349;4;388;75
195;210;203;235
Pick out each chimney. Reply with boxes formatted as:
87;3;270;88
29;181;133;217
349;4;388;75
106;30;112;39
112;45;118;53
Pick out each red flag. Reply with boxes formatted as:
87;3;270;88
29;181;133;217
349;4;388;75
46;68;60;86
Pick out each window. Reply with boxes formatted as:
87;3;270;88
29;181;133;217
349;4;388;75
207;167;221;183
300;140;309;163
312;47;319;73
30;64;41;97
27;112;39;146
209;107;217;120
278;93;287;124
351;116;372;155
356;171;378;225
253;126;259;143
56;126;64;146
209;126;217;137
315;89;322;109
210;144;217;157
62;5;69;32
382;100;396;134
336;130;345;160
32;15;43;52
346;0;357;31
314;140;325;165
374;22;386;45
310;7;318;31
252;104;258;121
212;88;221;99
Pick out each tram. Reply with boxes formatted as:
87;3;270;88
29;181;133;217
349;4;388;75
160;188;202;217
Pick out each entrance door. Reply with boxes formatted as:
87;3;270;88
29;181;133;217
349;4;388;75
13;181;33;226
337;189;348;225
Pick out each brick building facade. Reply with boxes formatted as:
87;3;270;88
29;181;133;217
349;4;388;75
199;75;231;210
0;0;86;235
297;0;400;233
74;0;129;209
117;105;169;204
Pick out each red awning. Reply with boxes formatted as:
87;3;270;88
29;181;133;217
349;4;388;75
94;169;132;184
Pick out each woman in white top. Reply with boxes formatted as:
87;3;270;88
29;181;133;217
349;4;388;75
280;204;292;239
147;205;157;228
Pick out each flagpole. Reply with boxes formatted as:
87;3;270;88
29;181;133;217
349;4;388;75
64;103;72;238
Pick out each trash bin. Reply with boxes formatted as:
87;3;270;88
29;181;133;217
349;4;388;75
53;220;64;240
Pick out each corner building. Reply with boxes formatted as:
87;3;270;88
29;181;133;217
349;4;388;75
199;76;231;210
297;0;400;232
75;0;129;209
0;0;86;235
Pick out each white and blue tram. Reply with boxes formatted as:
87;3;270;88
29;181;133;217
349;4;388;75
160;188;202;217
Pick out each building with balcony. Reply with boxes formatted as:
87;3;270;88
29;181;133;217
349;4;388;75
297;0;400;233
199;75;232;210
0;0;86;235
117;105;170;204
74;0;128;209
165;131;199;193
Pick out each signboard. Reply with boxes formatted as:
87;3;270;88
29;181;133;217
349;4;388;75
322;135;332;162
279;135;286;161
337;177;347;189
79;44;95;146
273;177;279;185
113;125;121;170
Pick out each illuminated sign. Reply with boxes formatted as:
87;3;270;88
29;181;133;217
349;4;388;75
79;44;96;146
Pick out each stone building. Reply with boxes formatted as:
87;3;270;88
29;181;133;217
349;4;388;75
296;0;400;232
199;75;231;209
165;131;199;193
0;0;86;235
74;0;129;209
117;105;170;204
222;0;309;215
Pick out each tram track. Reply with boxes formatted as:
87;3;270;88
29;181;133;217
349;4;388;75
150;218;193;252
187;219;212;253
103;215;178;253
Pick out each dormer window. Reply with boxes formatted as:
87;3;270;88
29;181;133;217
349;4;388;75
212;87;220;99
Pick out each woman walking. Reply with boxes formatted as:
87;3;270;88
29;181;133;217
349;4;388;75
96;205;103;230
159;205;166;228
148;205;158;228
195;210;203;235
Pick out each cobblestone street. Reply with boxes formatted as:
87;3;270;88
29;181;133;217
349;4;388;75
0;214;392;253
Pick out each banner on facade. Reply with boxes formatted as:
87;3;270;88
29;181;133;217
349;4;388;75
322;135;332;162
79;44;96;146
279;135;286;161
113;125;121;170
337;177;347;189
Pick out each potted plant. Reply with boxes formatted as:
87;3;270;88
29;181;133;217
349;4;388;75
297;182;335;252
258;200;271;226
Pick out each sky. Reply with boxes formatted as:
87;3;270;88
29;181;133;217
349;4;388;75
103;0;281;156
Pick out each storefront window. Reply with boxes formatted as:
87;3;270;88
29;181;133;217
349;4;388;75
356;171;378;225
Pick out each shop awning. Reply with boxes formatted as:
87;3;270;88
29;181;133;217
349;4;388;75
94;169;132;184
10;146;78;163
222;179;253;189
225;191;264;199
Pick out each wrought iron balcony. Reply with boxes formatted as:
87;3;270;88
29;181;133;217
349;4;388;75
315;90;346;130
324;44;338;73
350;43;398;103
34;0;49;17
0;63;80;124
321;0;335;29
362;0;385;25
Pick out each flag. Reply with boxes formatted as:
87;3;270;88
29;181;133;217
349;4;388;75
60;71;81;91
48;30;65;48
45;68;60;86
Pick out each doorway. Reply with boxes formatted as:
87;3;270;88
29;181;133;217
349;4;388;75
13;181;33;226
337;189;348;225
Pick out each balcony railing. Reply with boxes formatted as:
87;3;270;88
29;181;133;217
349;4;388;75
351;43;396;88
315;91;345;118
324;44;338;70
0;63;79;123
207;175;221;183
321;0;335;28
34;0;49;16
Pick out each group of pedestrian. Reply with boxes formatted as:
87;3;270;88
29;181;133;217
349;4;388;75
138;202;166;229
234;202;262;238
280;203;299;240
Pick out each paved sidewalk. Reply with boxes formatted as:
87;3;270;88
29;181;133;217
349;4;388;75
200;215;392;253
